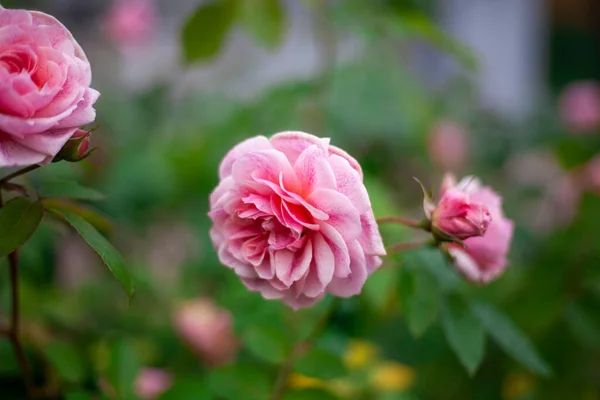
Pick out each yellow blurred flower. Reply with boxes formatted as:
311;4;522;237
288;373;328;390
344;339;380;370
503;372;535;400
371;361;415;392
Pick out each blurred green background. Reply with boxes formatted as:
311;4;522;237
2;0;600;399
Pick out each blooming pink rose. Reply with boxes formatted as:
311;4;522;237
134;368;172;400
559;81;600;134
173;298;238;367
104;0;157;47
427;120;469;170
0;6;99;167
430;186;492;240
441;174;514;284
208;131;386;309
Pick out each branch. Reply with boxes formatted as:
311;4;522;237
0;165;40;185
376;216;428;230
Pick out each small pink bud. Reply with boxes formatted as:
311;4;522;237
104;0;157;47
134;368;172;400
53;129;93;163
173;298;238;367
432;188;492;240
428;120;470;170
559;81;600;134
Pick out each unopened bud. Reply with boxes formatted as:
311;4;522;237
431;188;492;240
53;129;94;163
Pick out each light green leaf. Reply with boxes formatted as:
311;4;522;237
401;267;441;337
106;339;140;399
242;322;290;364
471;301;551;377
182;0;238;62
0;198;43;257
43;341;86;383
295;348;347;380
239;0;286;49
50;208;134;300
38;180;105;201
207;362;271;400
364;266;398;310
283;388;340;400
441;295;485;375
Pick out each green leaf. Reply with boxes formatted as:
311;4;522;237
363;266;398;310
401;267;441;337
471;301;551;377
441;295;485;375
283;388;340;400
0;198;43;257
50;208;134;299
242;322;290;364
207;362;271;400
38;180;105;201
43;341;86;383
565;301;600;349
239;0;286;49
65;391;93;400
182;0;238;62
160;377;212;400
106;339;140;399
295;348;347;380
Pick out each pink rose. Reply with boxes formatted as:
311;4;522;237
208;131;386;309
559;81;600;134
134;368;172;400
441;174;514;284
104;0;157;47
0;6;99;167
430;186;492;240
173;298;238;367
427;120;469;171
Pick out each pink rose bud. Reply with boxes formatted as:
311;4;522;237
208;131;386;309
559;81;600;134
431;187;492;240
173;298;238;367
53;129;93;162
134;368;172;400
0;6;100;167
104;0;157;47
427;120;469;171
440;174;514;284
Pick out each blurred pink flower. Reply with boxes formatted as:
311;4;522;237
427;120;469;171
441;174;514;284
104;0;157;46
430;185;492;240
559;81;600;134
0;6;99;166
173;298;238;367
134;368;172;400
585;155;600;190
208;131;386;309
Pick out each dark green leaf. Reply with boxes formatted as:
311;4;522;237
472;301;551;377
283;388;340;400
38;180;105;201
295;348;347;380
0;198;43;257
50;208;134;299
566;301;600;349
405;248;462;291
106;339;140;399
160;377;211;400
239;0;286;49
401;267;441;337
441;295;485;375
43;341;85;383
182;0;237;62
242;322;290;363
65;391;93;400
207;362;271;400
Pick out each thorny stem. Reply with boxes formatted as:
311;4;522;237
269;298;341;400
0;164;40;186
377;216;428;230
0;191;38;398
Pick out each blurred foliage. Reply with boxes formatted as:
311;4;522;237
2;0;600;399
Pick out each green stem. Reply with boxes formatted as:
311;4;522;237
0;165;40;186
377;216;428;230
386;240;431;254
